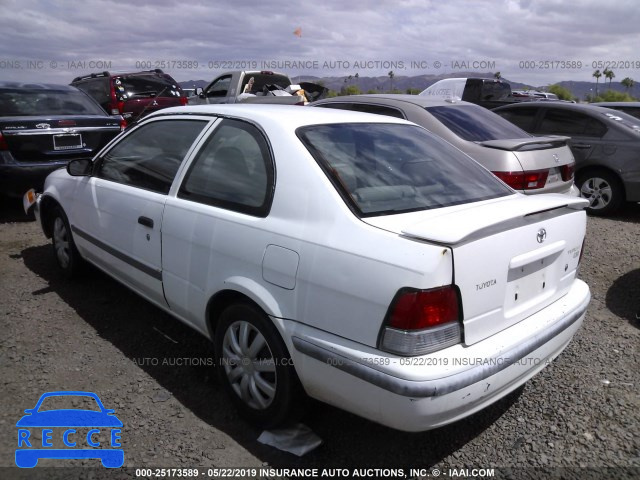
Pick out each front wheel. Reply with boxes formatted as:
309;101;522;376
214;303;304;428
576;170;624;216
51;206;83;277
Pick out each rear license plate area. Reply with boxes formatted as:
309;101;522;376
53;134;83;150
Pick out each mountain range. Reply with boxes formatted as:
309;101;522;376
180;72;636;100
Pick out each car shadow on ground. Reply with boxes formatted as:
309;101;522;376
606;268;640;330
0;197;34;223
20;243;524;468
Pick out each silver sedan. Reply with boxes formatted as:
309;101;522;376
311;95;579;196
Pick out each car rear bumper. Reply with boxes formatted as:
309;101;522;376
288;279;590;431
0;161;68;197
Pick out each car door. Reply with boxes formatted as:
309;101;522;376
534;108;608;165
70;118;209;306
161;118;275;331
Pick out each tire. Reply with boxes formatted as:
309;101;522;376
51;206;83;278
214;302;304;429
576;169;624;217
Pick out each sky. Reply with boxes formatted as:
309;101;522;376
1;0;639;89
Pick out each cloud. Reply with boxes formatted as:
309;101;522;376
0;0;638;88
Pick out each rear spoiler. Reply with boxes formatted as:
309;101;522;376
479;136;570;151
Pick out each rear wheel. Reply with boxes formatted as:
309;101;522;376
576;170;624;216
214;303;304;428
51;206;83;277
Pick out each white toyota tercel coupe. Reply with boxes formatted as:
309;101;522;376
26;104;591;432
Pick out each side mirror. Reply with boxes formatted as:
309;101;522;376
194;87;203;97
67;158;93;176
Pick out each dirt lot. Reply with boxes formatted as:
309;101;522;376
0;199;638;480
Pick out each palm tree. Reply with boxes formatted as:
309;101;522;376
388;71;395;92
494;71;502;80
592;69;602;97
354;72;359;86
621;77;634;93
603;68;615;88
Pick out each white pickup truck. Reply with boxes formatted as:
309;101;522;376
188;70;327;105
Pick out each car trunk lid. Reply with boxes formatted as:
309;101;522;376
1;116;121;162
481;136;575;191
365;194;588;345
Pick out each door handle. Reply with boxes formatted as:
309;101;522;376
138;216;154;228
572;143;592;149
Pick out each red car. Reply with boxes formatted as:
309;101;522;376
71;69;187;121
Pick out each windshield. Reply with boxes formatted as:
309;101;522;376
115;74;182;100
600;110;640;133
480;81;511;101
297;123;511;216
426;105;531;141
0;89;107;116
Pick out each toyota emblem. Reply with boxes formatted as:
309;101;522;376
537;228;547;243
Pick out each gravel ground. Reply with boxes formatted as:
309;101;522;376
0;199;638;480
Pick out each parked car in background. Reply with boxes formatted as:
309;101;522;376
312;95;578;196
26;104;590;432
189;70;327;105
531;92;560;100
419;77;531;109
593;102;640;120
0;82;124;198
493;102;640;215
71;69;187;121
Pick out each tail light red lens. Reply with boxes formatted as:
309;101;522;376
561;162;575;181
58;120;76;127
493;169;549;190
119;116;127;131
380;286;462;356
0;132;8;151
180;96;188;106
388;287;460;330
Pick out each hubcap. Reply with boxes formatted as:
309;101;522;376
222;320;276;409
580;177;613;210
53;217;70;268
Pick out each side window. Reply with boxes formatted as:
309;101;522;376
538;109;606;137
495;107;538;132
178;119;274;216
206;76;232;98
96;120;207;194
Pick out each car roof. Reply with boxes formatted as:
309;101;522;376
316;94;476;109
592;102;640;107
146;104;416;129
494;102;610;113
0;82;80;92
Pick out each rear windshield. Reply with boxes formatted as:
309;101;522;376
426;104;531;141
297;123;511;216
114;74;182;100
0;89;106;116
240;74;291;94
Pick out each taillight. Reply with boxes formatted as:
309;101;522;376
380;286;462;356
179;96;188;106
58;119;76;127
493;169;549;190
118;116;127;131
561;162;575;181
0;132;8;151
